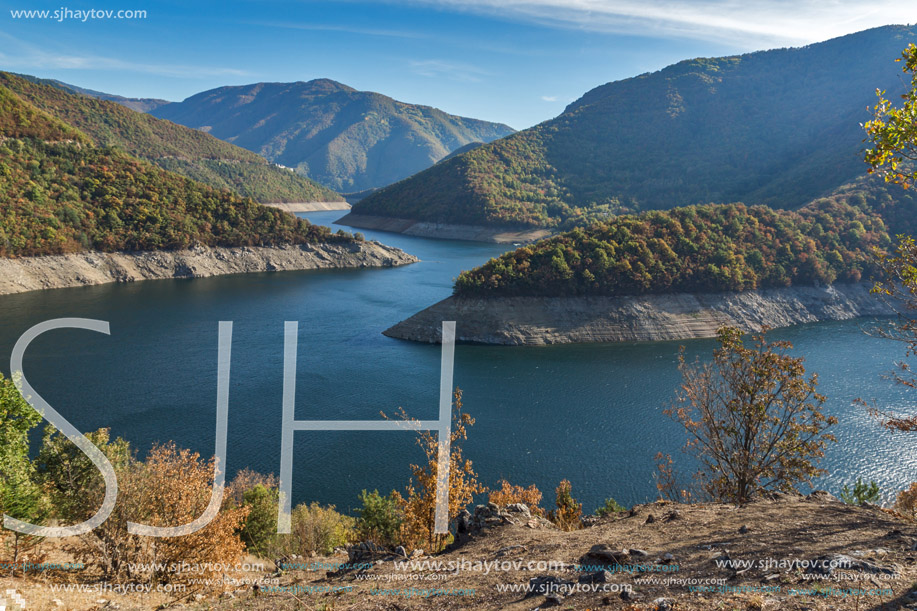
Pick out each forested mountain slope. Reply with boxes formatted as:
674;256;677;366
0;84;350;257
0;72;341;204
354;25;917;230
151;79;515;192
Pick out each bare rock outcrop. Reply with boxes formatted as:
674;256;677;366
384;283;894;345
0;241;417;295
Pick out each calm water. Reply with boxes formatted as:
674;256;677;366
0;209;914;512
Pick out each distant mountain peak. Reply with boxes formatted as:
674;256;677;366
352;24;917;231
0;71;341;203
153;80;515;192
300;78;356;92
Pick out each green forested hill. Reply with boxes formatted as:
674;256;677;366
12;73;170;112
454;193;908;298
151;79;515;192
0;72;341;204
0;86;88;143
356;25;917;229
0;87;349;257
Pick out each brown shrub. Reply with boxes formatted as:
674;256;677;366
128;443;249;587
225;468;278;508
41;430;247;590
548;479;582;531
488;480;545;516
388;388;484;552
895;482;917;519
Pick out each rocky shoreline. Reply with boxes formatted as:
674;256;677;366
337;212;552;243
263;201;351;212
384;283;895;345
0;241;417;295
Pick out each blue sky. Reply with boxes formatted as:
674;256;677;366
1;1;916;129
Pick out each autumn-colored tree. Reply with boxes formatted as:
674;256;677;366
547;479;582;531
894;482;917;519
862;45;917;431
488;480;545;516
129;443;248;588
38;431;247;590
666;327;837;504
864;43;917;190
387;388;484;552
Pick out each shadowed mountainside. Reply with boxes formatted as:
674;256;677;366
151;79;515;192
352;25;917;231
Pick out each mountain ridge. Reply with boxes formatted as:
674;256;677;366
349;25;917;233
0;72;341;204
0;81;352;258
12;72;171;113
151;79;515;192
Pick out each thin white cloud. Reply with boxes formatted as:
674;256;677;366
376;0;917;47
541;95;558;101
409;59;493;82
0;31;249;78
0;52;250;77
251;20;433;40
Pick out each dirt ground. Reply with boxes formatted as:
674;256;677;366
5;491;917;610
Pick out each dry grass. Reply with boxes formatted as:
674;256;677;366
6;492;917;610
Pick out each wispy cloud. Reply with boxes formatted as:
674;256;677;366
409;59;494;82
1;53;250;77
378;1;917;47
541;94;576;103
251;20;433;40
0;31;249;78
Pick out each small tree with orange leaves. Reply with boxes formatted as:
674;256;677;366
387;387;484;552
39;431;247;590
548;480;582;531
653;452;694;502
488;480;545;516
132;443;248;588
895;482;917;519
666;327;837;505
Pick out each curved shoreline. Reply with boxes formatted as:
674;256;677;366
337;212;552;244
384;283;895;345
263;201;351;212
0;242;417;295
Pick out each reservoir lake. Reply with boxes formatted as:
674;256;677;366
0;210;915;512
